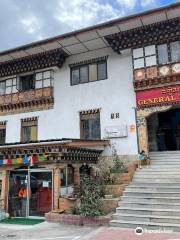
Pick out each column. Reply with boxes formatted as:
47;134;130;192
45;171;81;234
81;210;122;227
137;116;149;154
53;168;61;210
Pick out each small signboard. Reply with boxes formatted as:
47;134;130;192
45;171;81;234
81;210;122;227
104;125;128;138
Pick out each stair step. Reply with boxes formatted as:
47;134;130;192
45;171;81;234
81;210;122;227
118;202;180;209
120;197;180;204
129;183;180;187
124;192;180;197
112;213;180;224
116;207;180;216
110;219;180;231
125;187;180;193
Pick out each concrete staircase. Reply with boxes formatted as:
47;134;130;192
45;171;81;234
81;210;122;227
110;151;180;232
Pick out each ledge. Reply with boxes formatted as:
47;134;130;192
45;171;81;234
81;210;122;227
0;87;54;115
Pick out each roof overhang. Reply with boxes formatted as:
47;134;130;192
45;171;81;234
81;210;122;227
0;2;179;64
0;139;108;165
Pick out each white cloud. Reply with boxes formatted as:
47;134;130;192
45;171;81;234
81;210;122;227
55;0;123;30
116;0;137;9
140;0;156;7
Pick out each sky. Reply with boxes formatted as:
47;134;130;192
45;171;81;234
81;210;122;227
0;0;179;51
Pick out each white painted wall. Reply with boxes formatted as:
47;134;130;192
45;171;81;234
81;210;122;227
0;47;138;156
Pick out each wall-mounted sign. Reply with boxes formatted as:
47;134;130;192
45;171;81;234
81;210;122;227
136;84;180;108
130;124;136;133
104;125;128;138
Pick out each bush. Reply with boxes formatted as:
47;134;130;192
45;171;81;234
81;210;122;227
110;144;127;173
78;175;104;217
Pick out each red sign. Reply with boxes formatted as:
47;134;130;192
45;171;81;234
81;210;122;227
136;84;180;108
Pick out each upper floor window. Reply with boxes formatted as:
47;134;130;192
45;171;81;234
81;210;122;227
170;41;180;62
19;74;35;91
21;117;38;142
80;110;101;140
0;81;5;96
133;41;180;69
35;70;53;88
157;44;169;65
0;122;6;144
71;60;107;85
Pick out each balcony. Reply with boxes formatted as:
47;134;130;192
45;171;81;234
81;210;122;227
0;87;54;115
134;62;180;90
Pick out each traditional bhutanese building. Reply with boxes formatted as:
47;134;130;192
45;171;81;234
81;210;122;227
0;2;179;218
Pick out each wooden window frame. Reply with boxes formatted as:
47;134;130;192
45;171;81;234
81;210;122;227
132;40;180;69
21;118;38;143
70;60;107;86
0;122;6;144
80;111;101;140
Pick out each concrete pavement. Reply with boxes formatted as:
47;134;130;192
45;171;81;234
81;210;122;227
1;222;180;240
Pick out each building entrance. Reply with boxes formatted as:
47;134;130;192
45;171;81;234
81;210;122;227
8;169;53;218
147;108;180;151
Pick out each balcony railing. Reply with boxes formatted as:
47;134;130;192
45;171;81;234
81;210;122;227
0;87;54;114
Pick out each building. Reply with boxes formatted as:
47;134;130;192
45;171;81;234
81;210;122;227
0;2;179;218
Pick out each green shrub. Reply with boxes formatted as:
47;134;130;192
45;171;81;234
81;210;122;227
79;175;104;216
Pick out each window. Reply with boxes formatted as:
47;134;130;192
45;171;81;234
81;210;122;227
5;78;17;94
80;112;101;139
71;61;107;85
0;81;5;96
21;118;37;142
133;45;156;69
35;70;53;89
157;44;169;64
19;74;35;91
0;122;6;144
60;165;74;196
170;41;180;62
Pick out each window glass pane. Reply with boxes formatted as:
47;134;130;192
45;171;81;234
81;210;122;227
44;71;51;79
80;66;88;83
19;74;35;91
71;68;79;85
12;86;18;93
30;126;37;141
6;79;12;87
0;81;5;95
35;80;43;89
98;62;107;80
89;64;97;81
60;169;66;187
145;45;156;56
133;48;143;58
67;166;74;185
134;58;144;69
43;79;51;87
158;44;169;64
170;41;180;62
12;78;17;85
5;87;11;94
81;113;100;140
36;73;43;81
145;55;157;67
0;129;6;144
22;126;31;142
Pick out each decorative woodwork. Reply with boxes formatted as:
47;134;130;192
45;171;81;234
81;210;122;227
134;62;180;90
0;142;102;165
0;87;54;115
105;18;180;53
0;49;67;78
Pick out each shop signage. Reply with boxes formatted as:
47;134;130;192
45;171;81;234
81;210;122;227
136;84;180;108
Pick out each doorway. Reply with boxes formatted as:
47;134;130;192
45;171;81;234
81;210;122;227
147;108;180;151
8;169;53;218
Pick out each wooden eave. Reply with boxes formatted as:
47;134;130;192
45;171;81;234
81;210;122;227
105;17;180;53
0;49;67;78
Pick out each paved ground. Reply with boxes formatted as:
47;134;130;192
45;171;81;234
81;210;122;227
1;223;180;240
0;222;97;240
87;227;180;240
